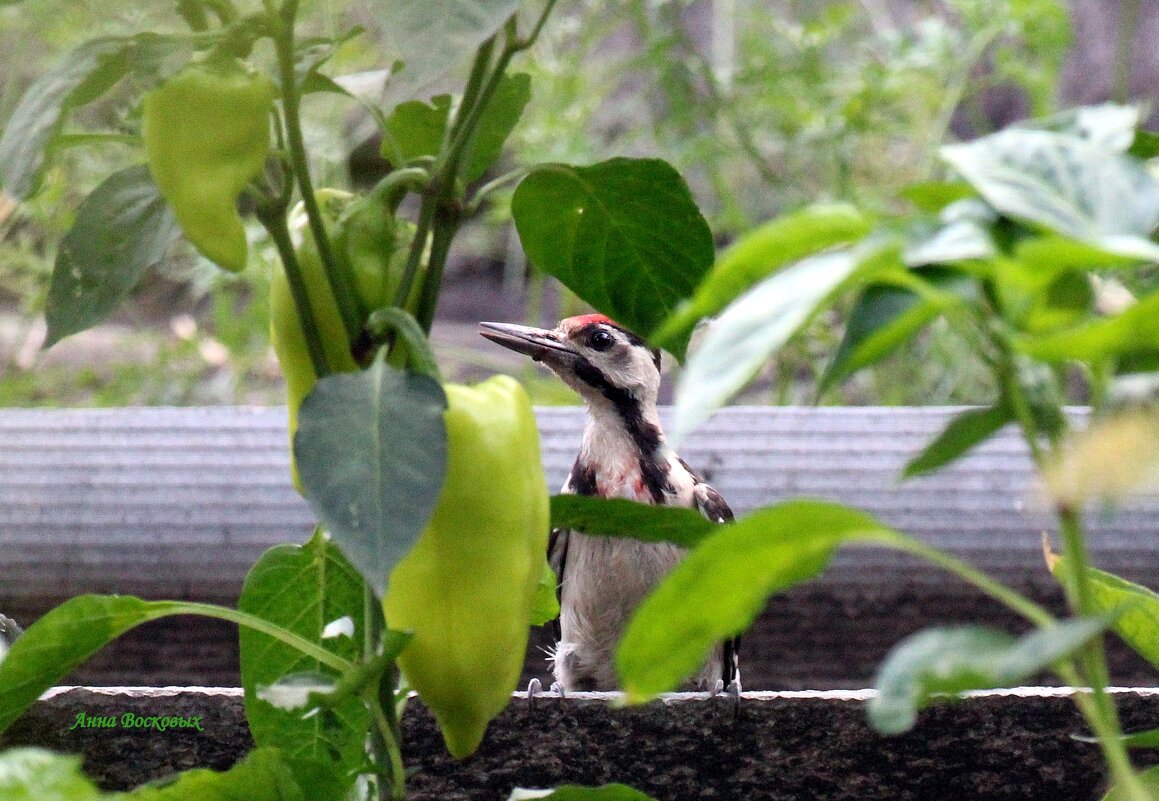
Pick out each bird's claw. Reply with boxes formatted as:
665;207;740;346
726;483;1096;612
549;681;566;702
710;679;725;698
526;678;542;711
0;615;21;651
725;678;741;719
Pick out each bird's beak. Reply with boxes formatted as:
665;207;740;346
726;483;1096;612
478;322;576;367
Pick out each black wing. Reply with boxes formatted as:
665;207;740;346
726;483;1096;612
547;459;595;642
546;524;569;642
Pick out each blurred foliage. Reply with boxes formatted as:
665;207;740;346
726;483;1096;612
512;0;1070;232
0;0;1072;407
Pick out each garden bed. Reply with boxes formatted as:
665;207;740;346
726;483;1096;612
4;686;1159;800
4;406;1159;689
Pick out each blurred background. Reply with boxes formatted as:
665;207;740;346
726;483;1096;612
0;0;1153;409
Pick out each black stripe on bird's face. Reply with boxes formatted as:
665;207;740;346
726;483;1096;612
570;353;671;503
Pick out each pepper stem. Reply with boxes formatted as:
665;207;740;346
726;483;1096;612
270;1;366;355
256;204;330;378
364;307;443;381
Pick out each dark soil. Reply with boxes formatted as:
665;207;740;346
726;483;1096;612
5;688;1159;800
18;583;1157;691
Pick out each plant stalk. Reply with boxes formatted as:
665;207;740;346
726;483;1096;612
986;325;1145;800
365;690;408;801
271;1;365;351
169;601;351;672
870;535;1053;627
257;205;330;377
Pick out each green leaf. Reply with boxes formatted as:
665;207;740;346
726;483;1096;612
1016;290;1159;364
869;618;1109;735
616;500;899;701
0;35;190;199
653;203;870;351
941;129;1159;260
902;403;1013;478
0;749;101;801
465;72;531;182
238;530;369;781
821;267;975;392
293;31;362;96
508;785;658;801
1024;270;1094;333
1102;764;1159;801
294;360;447;597
127;748;346;801
550;495;716;549
380;95;452;166
1048;551;1159;671
44;165;180;347
529;557;560;627
1014;235;1142;272
0;595;177;734
1072;724;1159;752
0;38;131;198
1030;103;1140;152
376;0;521;106
1129;130;1159;160
670;244;892;443
899;180;976;213
512;158;713;360
902;199;996;266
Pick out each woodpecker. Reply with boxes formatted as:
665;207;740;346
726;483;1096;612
480;314;740;694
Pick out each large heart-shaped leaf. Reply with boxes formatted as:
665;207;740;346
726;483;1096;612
941;129;1159;260
512;158;713;360
44;165;180;347
238;530;369;778
294;360;447;597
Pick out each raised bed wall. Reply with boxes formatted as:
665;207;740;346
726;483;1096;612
2;406;1158;688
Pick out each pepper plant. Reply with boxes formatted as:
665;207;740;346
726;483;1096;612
0;0;715;799
551;104;1159;801
2;2;1158;801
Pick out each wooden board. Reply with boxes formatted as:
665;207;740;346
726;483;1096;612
2;406;1156;687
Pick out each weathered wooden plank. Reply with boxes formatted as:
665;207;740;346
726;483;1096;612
1;406;1157;687
1;406;1155;597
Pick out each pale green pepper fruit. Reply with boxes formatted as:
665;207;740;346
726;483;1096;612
384;376;550;758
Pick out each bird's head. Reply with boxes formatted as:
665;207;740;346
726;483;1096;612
479;315;662;409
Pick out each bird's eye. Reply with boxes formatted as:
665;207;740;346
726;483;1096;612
589;329;615;351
